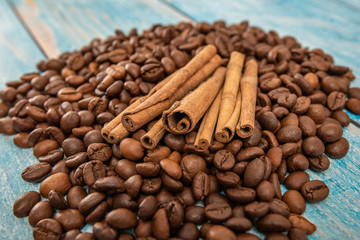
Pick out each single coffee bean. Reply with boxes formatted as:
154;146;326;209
62;138;86;157
13;132;30;148
21;162;51;183
33;139;59;158
111;193;137;211
115;159;137;179
325;137;349;159
141;177;162;195
226;187;256;204
268;198;290;217
136;162;160;177
60;111;80;133
282;190;306;215
39;172;71;197
184;206;205;225
245;201;269;219
46;126;65;145
66;187;86;210
256;213;291;232
288;213;317;234
54;209;85;231
13;191;41;218
216;171;241;188
265;233;289;240
256;180;275;202
213;149;235;171
164;133;185;151
300;180;329;202
288;227;309;240
160;158;182;180
92;176;125;195
39;149;64;164
83;160;106;186
65;152;88;168
180;154;206;184
78;192;106;214
87;143;112;162
317;123;343;143
276;126;302;144
306;104;326;124
33;218;62;240
284;171;310;191
93;222;117;240
28;201;54;227
205;202;232;223
192;171;210;200
48;190;68;210
302;136;325;157
119;138;144;161
269;173;282;199
244;158;265;187
106;208;138;230
308;154;330;171
298;116;316;137
287;153;309;172
237;147;265;162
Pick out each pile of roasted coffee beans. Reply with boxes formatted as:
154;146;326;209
4;20;360;240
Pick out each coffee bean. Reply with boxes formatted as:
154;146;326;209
152;208;170;240
13;191;41;218
65;152;88;168
115;159;137;179
298;116;316;137
46;126;65;145
306;104;326;124
245;201;269;219
268;198;290;217
325;137;349;159
39;149;64;164
244;158;265;187
213;149;235;171
300;180;329;202
48;190;68;210
93;222;117;240
226;187;256;204
256;213;291;232
119;138;144;161
192;171;210;200
308;154;330;171
87;143;112;162
33;218;62;240
28;201;54;227
288;213;317;234
287;153;309;172
62;138;86;157
302;136;325;157
83;160;106;186
276;126;302;144
284;171;310;191
160;158;182;180
180;154;206;184
237;147;264;162
54;209;85;231
282;190;306;215
39;172;71;197
106;208;138;230
33;139;59;158
256;180;275;201
21;162;51;183
288;228;309;240
205;202;232;223
93;176;125;195
141;177;162;194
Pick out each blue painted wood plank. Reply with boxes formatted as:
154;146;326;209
0;1;44;239
10;0;191;58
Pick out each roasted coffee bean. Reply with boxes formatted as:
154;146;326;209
93;222;117;240
265;233;289;240
284;171;310;191
287;153;309;172
164;133;185;151
308;154;330;171
282;190;306;214
325;137;349;159
83;160;106;186
33;139;60;158
67;186;87;209
136;162;160;177
256;180;275;201
111;193;137;211
298;116;316;137
317;123;343;143
54;209;85;231
115;159;137;179
192;171;210;200
302;136;325;157
12;116;36;132
62;138;86;157
138;195;158;221
237;147;264;162
205;202;232;223
216;171;241;188
226;187;256;204
244;158;265;187
39;172;71;197
288;228;309;240
206;225;236;240
87;143;112;162
65;152;88;168
256;213;291;232
180;154;206;184
300;180;329;202
306;104;326;124
245;201;269;219
93;176;125;195
268;198;290;217
33;218;62;240
21;162;51;183
141;177;162;194
39;149;64;164
184;206;205;225
119;138;144;161
288;213;317;234
28;201;54;227
106;208;138;230
13;191;41;218
276;126;302;144
213;149;235;171
46;126;65;145
259;111;280;132
48;190;68;210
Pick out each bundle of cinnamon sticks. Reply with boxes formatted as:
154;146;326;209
101;45;258;151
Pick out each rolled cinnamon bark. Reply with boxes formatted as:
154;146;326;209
163;67;226;135
215;52;245;143
121;55;222;133
128;45;217;114
194;88;222;151
101;73;174;143
140;119;166;149
236;59;258;138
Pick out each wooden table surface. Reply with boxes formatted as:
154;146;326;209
0;0;359;239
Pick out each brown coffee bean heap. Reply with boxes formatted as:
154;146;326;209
4;20;359;239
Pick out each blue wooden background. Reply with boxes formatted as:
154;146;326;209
0;0;359;239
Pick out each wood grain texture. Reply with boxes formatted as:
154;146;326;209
0;0;44;85
0;0;359;239
10;0;191;58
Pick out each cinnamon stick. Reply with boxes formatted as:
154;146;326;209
194;87;222;151
140;119;166;149
215;52;245;143
121;55;222;133
101;72;175;143
236;59;258;138
163;67;226;135
129;45;217;114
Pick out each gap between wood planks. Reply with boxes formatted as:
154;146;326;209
5;0;48;58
